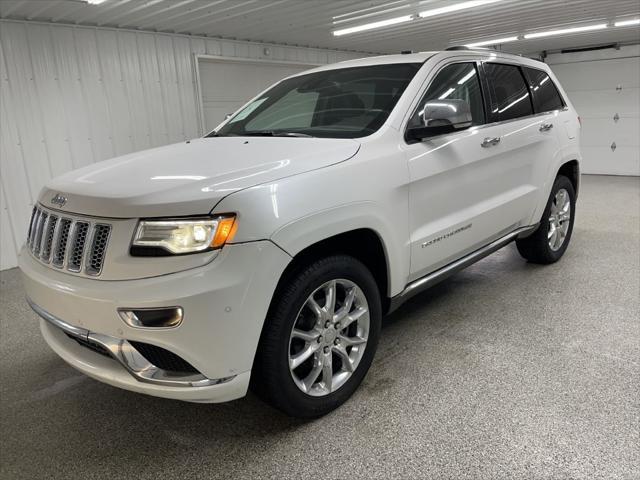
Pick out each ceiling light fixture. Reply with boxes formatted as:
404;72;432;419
524;23;608;39
332;15;413;36
465;35;519;47
418;0;505;19
614;18;640;27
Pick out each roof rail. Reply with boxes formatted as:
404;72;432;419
445;46;470;51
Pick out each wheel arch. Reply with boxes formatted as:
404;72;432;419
272;227;392;312
557;159;580;198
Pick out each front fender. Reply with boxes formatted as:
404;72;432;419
269;202;406;297
214;167;410;297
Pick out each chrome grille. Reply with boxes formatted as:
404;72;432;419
87;224;111;276
52;219;72;267
68;222;89;272
32;211;47;256
27;205;111;277
41;215;58;262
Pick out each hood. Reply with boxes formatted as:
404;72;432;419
40;137;360;218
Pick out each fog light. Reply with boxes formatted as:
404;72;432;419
118;307;184;329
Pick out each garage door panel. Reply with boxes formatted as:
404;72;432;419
553;58;640;91
550;52;639;176
581;118;640;148
567;88;639;117
581;146;640;176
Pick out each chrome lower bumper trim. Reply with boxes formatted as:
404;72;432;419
27;298;234;388
389;224;538;312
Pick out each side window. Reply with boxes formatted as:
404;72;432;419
408;63;485;128
523;67;565;113
484;63;533;121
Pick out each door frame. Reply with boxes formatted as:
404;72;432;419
194;54;319;135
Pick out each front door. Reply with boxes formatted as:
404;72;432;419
403;61;509;281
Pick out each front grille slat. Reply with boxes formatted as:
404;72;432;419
41;215;58;262
67;222;89;272
32;212;47;256
29;209;41;251
27;207;37;247
86;224;111;276
52;218;72;267
27;205;111;277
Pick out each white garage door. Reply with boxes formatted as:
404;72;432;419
549;47;640;176
197;58;315;133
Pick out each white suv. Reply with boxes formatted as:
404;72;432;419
20;49;580;417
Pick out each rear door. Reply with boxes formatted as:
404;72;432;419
481;62;562;227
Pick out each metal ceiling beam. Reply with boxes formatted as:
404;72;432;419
116;0;198;28
181;0;292;36
0;0;27;18
170;0;258;32
136;0;228;30
25;0;65;20
96;0;165;26
71;0;137;24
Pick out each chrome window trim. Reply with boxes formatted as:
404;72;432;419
27;298;234;388
402;55;569;145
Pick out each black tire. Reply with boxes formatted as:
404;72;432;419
516;175;576;264
251;255;382;418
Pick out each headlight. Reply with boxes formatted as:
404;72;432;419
131;215;236;255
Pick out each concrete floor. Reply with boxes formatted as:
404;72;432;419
1;175;638;480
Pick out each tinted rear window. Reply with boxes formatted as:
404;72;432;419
523;67;565;113
484;63;533;121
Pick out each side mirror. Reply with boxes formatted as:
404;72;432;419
406;99;473;142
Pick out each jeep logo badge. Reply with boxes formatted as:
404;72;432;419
51;193;67;207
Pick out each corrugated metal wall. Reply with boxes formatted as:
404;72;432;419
0;20;366;270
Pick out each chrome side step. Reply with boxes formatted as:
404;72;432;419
388;225;537;312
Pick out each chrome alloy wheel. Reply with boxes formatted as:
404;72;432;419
288;279;370;397
548;188;571;251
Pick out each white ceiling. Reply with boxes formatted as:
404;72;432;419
0;0;638;55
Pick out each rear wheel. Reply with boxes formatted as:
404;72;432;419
516;175;576;264
252;255;381;418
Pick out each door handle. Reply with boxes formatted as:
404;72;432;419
481;137;501;148
539;122;554;132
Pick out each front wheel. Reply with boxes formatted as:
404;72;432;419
251;255;381;418
516;175;576;264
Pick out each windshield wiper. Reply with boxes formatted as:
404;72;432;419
241;130;314;138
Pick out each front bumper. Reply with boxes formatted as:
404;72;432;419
20;241;291;403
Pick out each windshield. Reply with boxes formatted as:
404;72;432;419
213;63;422;139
